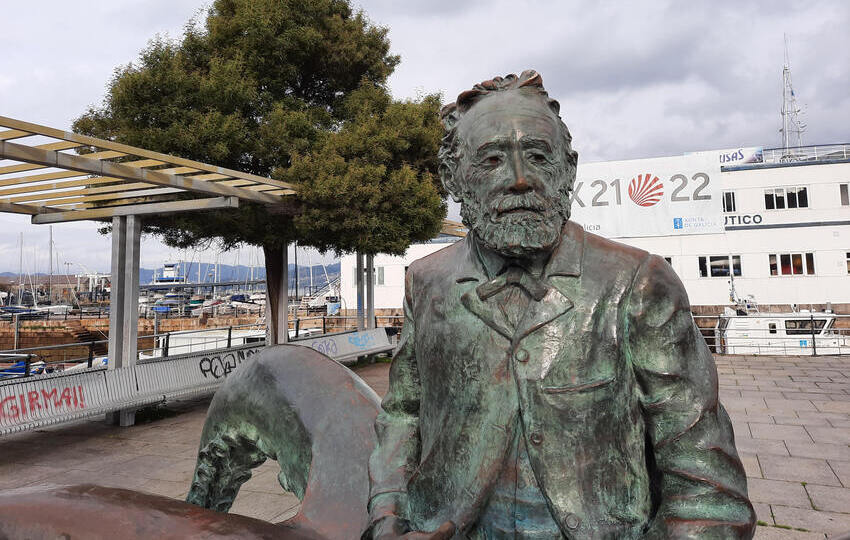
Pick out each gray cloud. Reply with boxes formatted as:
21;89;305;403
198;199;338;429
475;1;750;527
1;0;848;271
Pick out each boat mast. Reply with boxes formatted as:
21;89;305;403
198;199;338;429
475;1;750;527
17;232;23;305
307;250;314;296
293;242;299;300
780;35;806;153
48;226;53;304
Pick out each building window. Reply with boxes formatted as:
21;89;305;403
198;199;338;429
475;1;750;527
765;186;808;210
841;184;849;206
377;267;385;286
698;255;742;277
722;191;736;212
846;252;850;275
769;252;815;275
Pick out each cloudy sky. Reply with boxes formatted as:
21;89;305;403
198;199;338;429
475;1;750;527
2;0;848;274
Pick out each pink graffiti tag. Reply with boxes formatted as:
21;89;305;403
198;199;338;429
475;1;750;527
0;385;86;422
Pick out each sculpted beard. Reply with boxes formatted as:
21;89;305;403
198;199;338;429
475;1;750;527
460;189;566;258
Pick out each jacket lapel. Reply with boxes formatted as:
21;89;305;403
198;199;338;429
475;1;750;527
461;286;513;340
455;235;513;340
515;221;585;341
514;286;573;341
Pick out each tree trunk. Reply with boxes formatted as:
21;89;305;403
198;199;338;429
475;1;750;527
263;243;288;344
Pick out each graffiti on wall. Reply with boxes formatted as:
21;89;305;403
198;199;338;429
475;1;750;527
198;347;261;379
0;385;86;422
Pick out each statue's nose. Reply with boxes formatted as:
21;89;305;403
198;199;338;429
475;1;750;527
509;155;532;193
509;173;532;193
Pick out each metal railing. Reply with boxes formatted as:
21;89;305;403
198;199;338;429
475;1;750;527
760;143;850;165
0;315;405;379
694;314;850;356
0;352;36;378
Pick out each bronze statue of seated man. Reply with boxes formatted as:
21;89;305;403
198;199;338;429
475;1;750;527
0;70;754;540
365;70;755;540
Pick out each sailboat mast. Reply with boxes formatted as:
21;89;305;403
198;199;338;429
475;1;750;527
307;250;314;296
18;232;23;305
293;243;299;300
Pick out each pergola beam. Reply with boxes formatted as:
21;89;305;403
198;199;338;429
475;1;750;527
0;176;122;198
0;148;124;175
31;196;239;224
0;129;31;141
19;187;182;207
0;116;295;191
0;140;282;204
0;170;91;188
0;201;62;215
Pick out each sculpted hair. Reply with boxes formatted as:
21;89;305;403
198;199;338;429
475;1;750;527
438;69;579;202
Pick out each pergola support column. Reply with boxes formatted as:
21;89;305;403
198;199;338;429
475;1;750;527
106;214;141;427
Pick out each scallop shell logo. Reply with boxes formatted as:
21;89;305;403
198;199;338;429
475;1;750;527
628;173;664;207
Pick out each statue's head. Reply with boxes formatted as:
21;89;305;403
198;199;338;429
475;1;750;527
439;70;578;258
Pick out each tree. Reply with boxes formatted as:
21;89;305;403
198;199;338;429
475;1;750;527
73;0;445;335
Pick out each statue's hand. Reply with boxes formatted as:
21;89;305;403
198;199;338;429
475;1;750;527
374;518;455;540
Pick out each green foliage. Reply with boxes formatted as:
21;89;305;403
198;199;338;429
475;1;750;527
73;0;445;256
285;85;445;255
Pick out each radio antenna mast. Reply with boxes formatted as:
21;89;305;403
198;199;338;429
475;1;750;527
780;34;806;154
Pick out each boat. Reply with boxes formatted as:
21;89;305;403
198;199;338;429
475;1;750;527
63;356;108;372
0;359;47;379
715;308;850;355
0;305;47;320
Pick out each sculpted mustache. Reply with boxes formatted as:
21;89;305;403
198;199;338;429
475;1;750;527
490;194;549;214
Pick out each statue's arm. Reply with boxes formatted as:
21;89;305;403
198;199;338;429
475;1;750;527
366;268;422;537
624;254;756;539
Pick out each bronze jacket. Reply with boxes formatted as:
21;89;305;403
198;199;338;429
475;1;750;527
367;222;755;539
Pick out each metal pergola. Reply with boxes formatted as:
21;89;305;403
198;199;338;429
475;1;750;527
0;115;301;425
0;116;295;223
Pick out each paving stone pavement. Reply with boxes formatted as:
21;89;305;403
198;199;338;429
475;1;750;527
718;355;850;538
0;356;848;538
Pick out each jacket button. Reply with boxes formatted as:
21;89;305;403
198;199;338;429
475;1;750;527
515;348;529;362
564;513;580;530
529;432;543;445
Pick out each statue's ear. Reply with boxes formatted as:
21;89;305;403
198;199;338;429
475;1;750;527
439;103;464;203
440;162;463;203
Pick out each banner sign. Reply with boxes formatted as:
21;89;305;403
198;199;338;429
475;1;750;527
687;146;763;166
570;154;722;238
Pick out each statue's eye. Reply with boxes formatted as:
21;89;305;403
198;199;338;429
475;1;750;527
484;155;502;167
528;152;548;165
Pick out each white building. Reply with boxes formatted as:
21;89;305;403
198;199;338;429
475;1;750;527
340;238;459;313
341;144;850;313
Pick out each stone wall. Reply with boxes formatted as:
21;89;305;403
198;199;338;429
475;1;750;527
0;316;264;365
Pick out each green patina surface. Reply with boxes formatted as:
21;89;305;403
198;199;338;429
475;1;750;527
365;71;756;539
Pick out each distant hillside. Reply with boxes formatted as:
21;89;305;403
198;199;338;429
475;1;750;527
1;262;340;294
144;262;339;293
